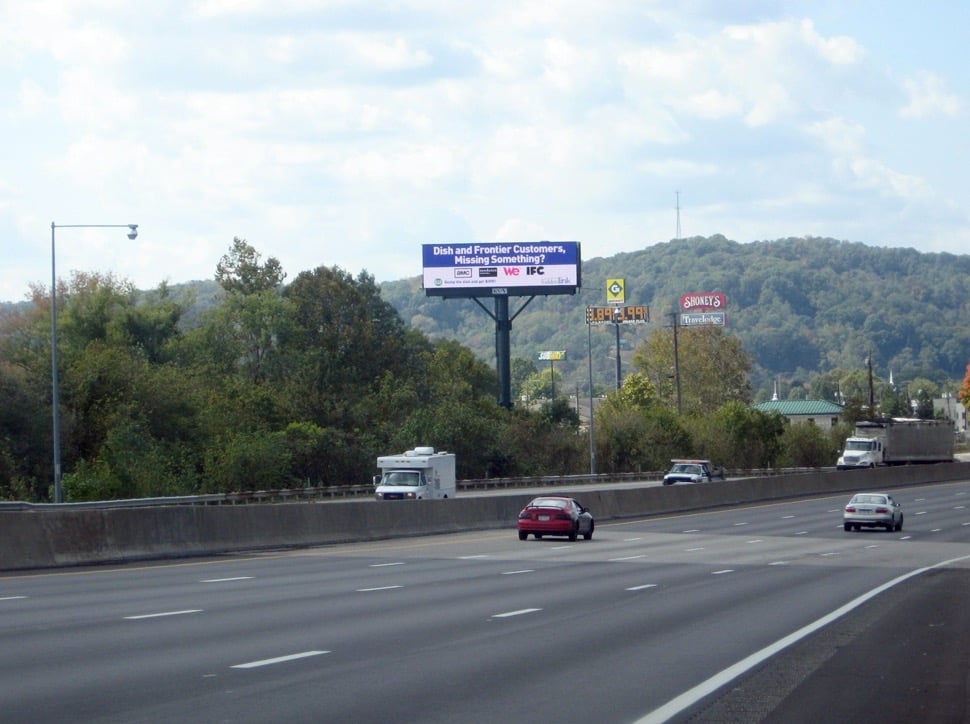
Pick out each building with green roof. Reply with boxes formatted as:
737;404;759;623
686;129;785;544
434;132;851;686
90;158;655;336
753;399;844;430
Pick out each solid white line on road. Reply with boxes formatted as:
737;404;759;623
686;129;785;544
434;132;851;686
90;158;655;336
458;555;489;559
624;537;643;541
626;584;658;591
609;555;647;562
200;577;253;583
746;539;763;544
711;569;734;575
0;596;27;601
685;547;705;552
370;562;405;567
769;561;789;566
492;608;542;618
357;585;403;592
501;570;535;575
733;522;748;526
635;551;970;724
683;529;700;533
232;651;330;669
125;609;203;620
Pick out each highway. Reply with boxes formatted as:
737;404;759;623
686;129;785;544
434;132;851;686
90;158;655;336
1;480;968;723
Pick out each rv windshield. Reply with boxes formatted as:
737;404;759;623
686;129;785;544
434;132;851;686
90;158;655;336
383;471;423;486
845;440;875;452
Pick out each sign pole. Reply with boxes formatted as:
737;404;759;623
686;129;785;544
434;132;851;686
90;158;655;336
587;315;596;475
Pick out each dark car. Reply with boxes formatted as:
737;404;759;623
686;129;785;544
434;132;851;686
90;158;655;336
517;497;594;541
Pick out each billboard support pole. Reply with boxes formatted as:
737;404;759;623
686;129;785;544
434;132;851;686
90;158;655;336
495;295;511;409
472;295;536;410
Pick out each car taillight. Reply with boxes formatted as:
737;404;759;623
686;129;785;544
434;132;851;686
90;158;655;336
845;506;856;513
518;511;531;519
555;513;571;520
875;507;889;514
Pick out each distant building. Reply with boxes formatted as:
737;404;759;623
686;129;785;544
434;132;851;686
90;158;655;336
753;399;844;430
934;394;967;433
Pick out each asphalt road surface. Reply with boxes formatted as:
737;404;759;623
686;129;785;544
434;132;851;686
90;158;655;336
2;480;968;723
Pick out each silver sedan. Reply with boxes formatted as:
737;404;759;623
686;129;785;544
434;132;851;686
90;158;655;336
843;492;903;532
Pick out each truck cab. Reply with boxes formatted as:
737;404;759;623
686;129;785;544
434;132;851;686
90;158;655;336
836;437;883;469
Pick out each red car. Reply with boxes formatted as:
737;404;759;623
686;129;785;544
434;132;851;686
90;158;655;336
517;497;594;541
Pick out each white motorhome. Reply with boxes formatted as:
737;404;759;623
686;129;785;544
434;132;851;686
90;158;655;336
374;447;456;500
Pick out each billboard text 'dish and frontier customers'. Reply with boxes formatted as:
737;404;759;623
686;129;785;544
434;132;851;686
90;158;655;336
422;242;581;298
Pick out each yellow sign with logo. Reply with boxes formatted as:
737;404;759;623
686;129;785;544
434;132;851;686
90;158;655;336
606;278;625;304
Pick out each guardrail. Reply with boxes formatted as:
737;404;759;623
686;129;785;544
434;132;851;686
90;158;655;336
0;467;816;511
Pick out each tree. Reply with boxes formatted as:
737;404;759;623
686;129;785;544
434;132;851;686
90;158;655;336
780;422;838;468
690;402;786;469
959;361;970;409
511;357;537;399
216;237;286;295
632;325;752;416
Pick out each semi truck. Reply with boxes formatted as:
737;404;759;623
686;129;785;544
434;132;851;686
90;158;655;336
836;418;954;470
374;447;456;500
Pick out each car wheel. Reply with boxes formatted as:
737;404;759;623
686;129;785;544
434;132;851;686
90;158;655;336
844;522;852;532
568;524;578;542
896;516;904;532
518;531;527;541
584;522;594;541
535;534;543;539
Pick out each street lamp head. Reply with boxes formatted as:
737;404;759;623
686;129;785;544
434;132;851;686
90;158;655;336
127;224;138;240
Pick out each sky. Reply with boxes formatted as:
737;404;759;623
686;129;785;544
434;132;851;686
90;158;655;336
2;0;968;303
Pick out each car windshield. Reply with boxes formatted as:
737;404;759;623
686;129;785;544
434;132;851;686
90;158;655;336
671;464;701;474
529;498;569;509
383;471;422;486
851;494;887;505
845;440;875;451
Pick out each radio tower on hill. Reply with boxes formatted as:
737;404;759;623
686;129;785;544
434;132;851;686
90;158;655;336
675;191;682;240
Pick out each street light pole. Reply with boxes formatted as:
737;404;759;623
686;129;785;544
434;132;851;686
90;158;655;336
50;222;138;503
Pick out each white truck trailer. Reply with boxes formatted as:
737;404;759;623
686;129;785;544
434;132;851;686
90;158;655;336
374;447;456;500
836;418;954;470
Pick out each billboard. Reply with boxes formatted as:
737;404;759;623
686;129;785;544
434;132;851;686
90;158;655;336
679;292;726;311
423;241;581;297
680;311;726;327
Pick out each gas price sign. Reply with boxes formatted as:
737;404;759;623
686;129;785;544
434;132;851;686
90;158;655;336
586;305;649;325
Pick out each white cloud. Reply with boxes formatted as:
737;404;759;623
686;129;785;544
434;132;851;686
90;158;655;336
900;71;961;119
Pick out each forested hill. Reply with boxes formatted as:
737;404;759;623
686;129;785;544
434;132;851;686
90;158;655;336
379;235;970;393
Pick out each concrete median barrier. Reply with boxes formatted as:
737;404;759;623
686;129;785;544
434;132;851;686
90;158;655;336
1;463;966;571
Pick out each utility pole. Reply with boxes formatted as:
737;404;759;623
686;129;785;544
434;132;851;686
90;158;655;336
671;311;682;414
